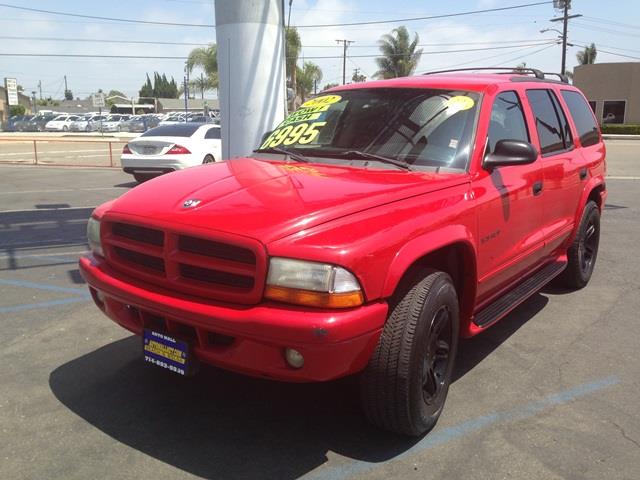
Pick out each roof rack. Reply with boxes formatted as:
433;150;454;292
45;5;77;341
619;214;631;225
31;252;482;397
542;72;570;83
422;67;545;80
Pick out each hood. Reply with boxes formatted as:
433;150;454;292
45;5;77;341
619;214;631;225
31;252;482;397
108;158;468;244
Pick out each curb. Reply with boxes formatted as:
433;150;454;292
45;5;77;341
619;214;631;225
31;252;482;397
602;134;640;140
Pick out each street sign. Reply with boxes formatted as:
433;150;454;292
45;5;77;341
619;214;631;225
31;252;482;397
92;92;106;108
4;78;19;106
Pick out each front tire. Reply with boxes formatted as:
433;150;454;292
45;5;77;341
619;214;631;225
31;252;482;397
558;200;600;289
361;269;459;436
133;173;156;183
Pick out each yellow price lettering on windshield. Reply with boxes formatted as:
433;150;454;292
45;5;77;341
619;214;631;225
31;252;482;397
261;121;326;148
301;95;342;108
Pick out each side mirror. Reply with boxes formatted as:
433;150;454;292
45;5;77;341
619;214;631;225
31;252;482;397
483;139;538;170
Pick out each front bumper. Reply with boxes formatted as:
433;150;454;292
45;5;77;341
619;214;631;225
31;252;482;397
79;255;386;382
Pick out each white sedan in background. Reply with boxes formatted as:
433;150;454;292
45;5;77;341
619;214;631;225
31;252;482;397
121;123;222;183
45;114;81;132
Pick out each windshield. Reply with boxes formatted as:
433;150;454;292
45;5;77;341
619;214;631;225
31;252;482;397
257;88;480;171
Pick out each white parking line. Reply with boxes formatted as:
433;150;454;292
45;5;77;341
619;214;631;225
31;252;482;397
0;187;126;195
607;176;640;180
0;206;97;213
0;149;107;156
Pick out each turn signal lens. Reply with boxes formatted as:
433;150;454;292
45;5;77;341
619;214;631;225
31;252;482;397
166;144;191;154
264;285;364;309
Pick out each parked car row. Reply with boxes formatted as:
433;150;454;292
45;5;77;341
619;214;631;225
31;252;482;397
4;111;218;133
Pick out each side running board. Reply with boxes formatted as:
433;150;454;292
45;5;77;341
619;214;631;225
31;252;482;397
473;261;567;329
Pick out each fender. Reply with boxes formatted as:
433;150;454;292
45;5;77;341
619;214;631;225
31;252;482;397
381;224;478;306
568;174;606;244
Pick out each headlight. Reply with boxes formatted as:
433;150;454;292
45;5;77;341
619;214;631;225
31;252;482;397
264;257;363;308
87;216;104;257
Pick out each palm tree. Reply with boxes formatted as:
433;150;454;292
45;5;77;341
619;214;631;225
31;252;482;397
189;75;216;99
296;62;323;102
187;44;218;90
286;27;302;109
374;26;423;79
576;43;597;65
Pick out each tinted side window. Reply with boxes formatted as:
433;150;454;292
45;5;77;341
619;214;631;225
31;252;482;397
487;91;529;153
205;127;221;139
561;90;600;147
526;89;566;155
548;90;573;149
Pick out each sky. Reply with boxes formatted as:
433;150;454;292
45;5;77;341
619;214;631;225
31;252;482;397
1;0;639;100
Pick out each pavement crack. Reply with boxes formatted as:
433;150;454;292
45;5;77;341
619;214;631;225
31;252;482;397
610;420;640;450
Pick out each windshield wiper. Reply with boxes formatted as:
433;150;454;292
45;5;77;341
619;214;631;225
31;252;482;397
253;146;310;163
338;150;413;171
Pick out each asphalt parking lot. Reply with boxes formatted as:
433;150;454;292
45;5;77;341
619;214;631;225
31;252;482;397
1;140;639;480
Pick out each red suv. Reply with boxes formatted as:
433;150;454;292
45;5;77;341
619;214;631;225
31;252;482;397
80;68;606;436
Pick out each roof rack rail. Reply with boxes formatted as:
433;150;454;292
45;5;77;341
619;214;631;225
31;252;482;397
422;67;545;80
542;72;570;83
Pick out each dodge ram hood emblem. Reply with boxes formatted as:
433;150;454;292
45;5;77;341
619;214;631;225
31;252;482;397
182;199;201;208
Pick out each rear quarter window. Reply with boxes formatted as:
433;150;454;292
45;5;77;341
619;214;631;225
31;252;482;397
204;127;221;139
561;90;600;147
142;125;201;137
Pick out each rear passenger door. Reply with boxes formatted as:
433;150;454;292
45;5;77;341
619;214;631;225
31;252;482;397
525;89;582;254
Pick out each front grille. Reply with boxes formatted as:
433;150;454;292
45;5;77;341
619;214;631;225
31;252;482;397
102;219;266;304
112;223;164;246
113;247;165;273
178;235;256;264
179;263;254;289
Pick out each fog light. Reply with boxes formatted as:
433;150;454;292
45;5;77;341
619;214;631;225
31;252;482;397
284;348;304;369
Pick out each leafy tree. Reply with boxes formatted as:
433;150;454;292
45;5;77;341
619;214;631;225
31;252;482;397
64;89;73;100
374;26;423;79
352;71;367;83
189;75;216;99
323;83;339;91
576;43;597;65
37;97;60;107
286;27;302;108
296;62;323;100
108;90;127;98
139;75;153;98
9;105;25;116
187;43;218;92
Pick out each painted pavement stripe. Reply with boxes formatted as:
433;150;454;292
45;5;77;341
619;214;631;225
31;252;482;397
0;278;88;295
302;376;620;480
0;296;89;313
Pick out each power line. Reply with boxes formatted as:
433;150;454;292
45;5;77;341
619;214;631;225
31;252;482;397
0;43;557;61
580;16;640;31
0;3;215;27
295;1;552;28
302;39;557;48
488;43;557;66
0;35;210;46
0;1;551;29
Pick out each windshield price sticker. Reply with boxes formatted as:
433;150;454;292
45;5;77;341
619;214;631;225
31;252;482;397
445;95;475;113
261;121;327;148
260;95;342;148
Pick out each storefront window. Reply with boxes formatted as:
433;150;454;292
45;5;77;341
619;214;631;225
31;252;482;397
602;100;626;124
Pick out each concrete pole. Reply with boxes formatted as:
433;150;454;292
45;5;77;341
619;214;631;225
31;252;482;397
215;0;287;159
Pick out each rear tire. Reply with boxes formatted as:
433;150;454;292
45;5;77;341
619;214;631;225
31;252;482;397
360;269;459;436
203;154;215;164
133;173;156;183
557;200;600;289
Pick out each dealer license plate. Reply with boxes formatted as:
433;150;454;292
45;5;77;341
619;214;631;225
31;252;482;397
143;329;190;376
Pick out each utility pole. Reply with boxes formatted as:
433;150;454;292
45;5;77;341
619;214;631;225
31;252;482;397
215;0;286;159
550;0;581;74
37;80;42;100
64;75;68;93
201;72;205;99
336;39;354;85
184;62;189;120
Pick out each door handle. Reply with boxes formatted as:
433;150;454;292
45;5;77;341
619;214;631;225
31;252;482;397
579;167;588;180
532;181;543;196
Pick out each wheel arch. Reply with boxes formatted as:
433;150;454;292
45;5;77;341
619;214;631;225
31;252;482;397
381;227;477;329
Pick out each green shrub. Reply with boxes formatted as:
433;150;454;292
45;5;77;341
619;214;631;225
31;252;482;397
600;124;640;135
9;105;25;116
